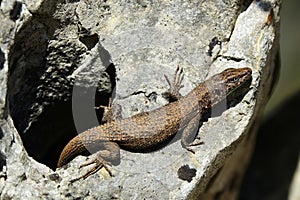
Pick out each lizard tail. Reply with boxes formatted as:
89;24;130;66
57;135;86;168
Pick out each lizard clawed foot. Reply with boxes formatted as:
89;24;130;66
163;66;184;102
95;98;123;123
185;139;204;154
189;139;204;146
95;98;113;124
70;157;112;183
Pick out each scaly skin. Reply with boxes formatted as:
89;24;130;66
57;67;252;181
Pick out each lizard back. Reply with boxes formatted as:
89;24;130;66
57;67;252;168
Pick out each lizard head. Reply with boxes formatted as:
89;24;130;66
220;67;252;95
206;67;252;104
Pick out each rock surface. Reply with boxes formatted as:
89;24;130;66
0;0;280;199
289;158;300;200
240;91;300;200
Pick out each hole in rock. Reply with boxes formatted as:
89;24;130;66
10;1;22;21
7;8;115;169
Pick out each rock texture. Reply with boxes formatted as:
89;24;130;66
0;0;280;199
240;91;300;200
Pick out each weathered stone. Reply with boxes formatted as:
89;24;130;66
0;0;280;199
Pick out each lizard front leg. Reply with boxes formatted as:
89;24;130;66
164;66;203;153
181;112;204;153
163;66;184;102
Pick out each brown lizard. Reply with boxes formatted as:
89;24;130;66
57;66;252;181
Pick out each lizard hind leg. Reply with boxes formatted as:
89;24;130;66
71;141;121;182
70;157;111;183
163;66;184;102
95;97;123;124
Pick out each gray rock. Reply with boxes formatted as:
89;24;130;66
0;0;280;199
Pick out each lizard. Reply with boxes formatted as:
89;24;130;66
57;66;252;182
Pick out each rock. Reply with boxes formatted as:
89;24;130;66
289;158;300;200
0;0;280;199
240;91;300;200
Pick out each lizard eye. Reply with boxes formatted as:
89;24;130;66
229;77;238;83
